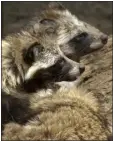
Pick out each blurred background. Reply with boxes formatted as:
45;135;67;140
2;1;112;37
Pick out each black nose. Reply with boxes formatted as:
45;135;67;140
100;34;108;44
79;64;85;74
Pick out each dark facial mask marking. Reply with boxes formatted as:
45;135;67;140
23;42;44;65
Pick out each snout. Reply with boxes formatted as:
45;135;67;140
70;32;108;56
59;58;85;75
71;32;108;46
58;56;85;82
100;34;108;44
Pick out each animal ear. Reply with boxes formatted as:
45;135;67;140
48;2;65;10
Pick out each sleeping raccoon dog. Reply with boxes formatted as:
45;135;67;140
2;2;111;140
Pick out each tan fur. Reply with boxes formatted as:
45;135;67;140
2;87;111;140
2;2;111;140
2;32;37;94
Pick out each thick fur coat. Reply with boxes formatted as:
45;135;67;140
2;2;111;140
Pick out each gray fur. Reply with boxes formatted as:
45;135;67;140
2;2;111;140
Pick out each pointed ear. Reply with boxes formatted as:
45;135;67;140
48;2;65;10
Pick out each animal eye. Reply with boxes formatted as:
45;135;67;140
76;32;88;42
23;43;44;65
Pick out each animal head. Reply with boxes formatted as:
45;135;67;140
2;31;84;94
22;37;85;92
27;2;108;61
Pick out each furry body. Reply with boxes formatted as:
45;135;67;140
2;87;111;140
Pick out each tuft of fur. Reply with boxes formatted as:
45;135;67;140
2;87;111;140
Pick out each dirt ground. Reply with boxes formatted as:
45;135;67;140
2;1;112;122
81;37;112;111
